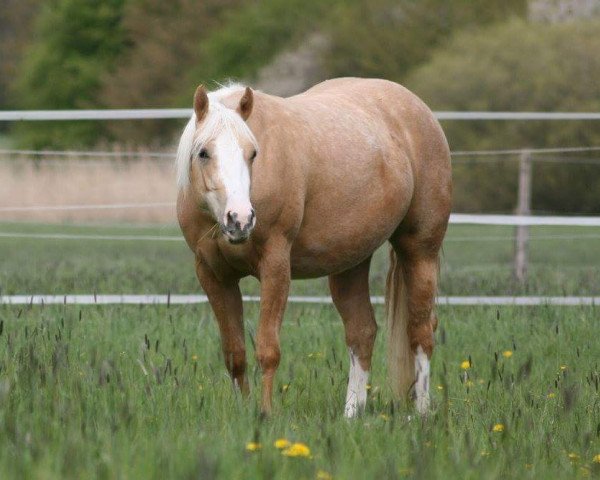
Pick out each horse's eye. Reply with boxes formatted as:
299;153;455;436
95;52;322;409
199;148;210;160
250;150;257;161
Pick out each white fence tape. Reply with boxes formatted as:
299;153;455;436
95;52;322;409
449;214;600;227
0;202;175;212
0;294;597;306
2;145;600;159
0;232;183;242
1;231;600;243
2;110;600;121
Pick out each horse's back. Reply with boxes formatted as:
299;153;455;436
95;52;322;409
269;78;451;278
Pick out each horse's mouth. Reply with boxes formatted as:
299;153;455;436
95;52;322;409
220;223;252;245
227;236;248;245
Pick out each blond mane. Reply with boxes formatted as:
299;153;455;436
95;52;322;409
175;84;258;189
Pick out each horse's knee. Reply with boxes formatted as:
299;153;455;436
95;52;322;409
223;348;247;378
257;345;280;373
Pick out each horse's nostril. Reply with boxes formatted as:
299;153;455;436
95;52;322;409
226;211;237;226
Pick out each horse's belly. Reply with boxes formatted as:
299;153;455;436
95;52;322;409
289;207;404;278
290;237;384;278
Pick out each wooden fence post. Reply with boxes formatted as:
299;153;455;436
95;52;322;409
514;150;532;282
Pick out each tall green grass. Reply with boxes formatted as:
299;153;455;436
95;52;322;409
0;303;598;479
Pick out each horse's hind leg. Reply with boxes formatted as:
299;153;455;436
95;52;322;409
391;235;441;413
329;257;378;418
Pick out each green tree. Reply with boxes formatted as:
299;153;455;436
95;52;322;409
0;0;41;110
322;0;527;82
99;0;242;143
12;0;126;148
405;20;600;214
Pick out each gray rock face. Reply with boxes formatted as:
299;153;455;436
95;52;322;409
529;0;600;23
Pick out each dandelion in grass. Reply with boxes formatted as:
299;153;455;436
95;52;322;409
567;452;579;461
437;385;444;390
366;384;372;391
316;470;333;480
246;442;261;452
460;360;471;370
547;392;556;398
593;454;600;463
502;350;513;358
281;384;290;392
191;354;198;361
492;423;504;433
282;442;311;458
481;451;490;457
274;439;291;449
560;365;568;371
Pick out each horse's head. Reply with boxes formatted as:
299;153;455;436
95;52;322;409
177;85;258;244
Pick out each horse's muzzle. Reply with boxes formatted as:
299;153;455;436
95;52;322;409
221;208;256;244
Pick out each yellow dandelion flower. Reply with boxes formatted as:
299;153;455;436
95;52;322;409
274;439;291;449
316;470;333;480
282;384;290;392
246;442;261;452
547;392;556;398
567;452;579;461
481;450;490;457
492;423;504;433
593;454;600;463
460;360;471;370
437;385;444;390
560;365;568;371
502;350;513;358
191;355;198;361
282;442;311;458
366;384;372;390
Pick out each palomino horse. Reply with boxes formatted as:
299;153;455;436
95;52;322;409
176;78;451;416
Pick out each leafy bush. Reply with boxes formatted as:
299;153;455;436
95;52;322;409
322;0;526;81
405;20;600;214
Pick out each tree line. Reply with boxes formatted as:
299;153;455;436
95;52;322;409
2;0;599;213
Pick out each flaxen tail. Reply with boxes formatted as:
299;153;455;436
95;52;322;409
386;248;414;400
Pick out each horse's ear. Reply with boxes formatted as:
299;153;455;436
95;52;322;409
193;85;209;122
238;87;253;121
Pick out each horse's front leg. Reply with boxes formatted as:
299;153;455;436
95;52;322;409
256;239;291;414
195;258;249;395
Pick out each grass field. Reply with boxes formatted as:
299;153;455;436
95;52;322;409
0;222;599;479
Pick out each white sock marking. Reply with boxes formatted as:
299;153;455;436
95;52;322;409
344;350;369;418
414;346;430;414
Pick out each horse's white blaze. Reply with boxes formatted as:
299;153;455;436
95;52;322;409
214;134;252;225
414;345;430;414
344;350;369;418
